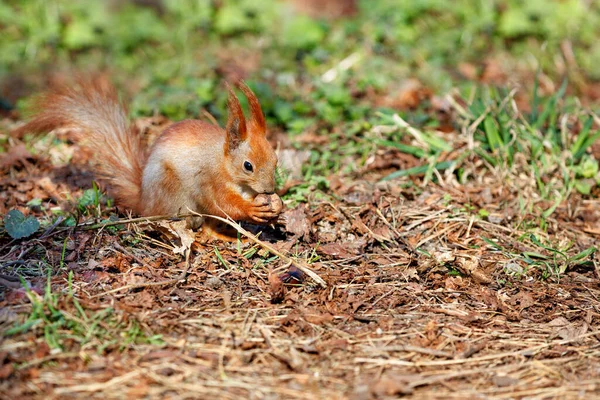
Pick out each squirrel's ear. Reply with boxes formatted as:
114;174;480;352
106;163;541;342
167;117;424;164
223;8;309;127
236;81;266;135
225;83;248;154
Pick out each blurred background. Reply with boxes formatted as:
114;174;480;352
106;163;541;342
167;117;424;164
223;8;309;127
1;0;598;128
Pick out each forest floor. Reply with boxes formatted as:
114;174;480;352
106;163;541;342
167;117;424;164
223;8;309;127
1;1;600;399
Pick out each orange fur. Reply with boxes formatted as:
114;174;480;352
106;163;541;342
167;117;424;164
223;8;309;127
15;78;280;226
224;82;248;154
237;81;266;133
161;161;181;195
15;76;145;213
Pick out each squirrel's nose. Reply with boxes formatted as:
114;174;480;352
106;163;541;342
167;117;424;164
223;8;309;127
262;179;275;194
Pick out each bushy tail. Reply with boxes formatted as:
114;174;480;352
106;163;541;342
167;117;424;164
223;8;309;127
14;77;146;214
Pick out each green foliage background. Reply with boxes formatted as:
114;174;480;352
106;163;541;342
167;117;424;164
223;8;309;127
2;0;599;123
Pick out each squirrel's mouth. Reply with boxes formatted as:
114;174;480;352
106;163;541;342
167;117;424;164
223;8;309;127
243;183;275;196
239;184;260;200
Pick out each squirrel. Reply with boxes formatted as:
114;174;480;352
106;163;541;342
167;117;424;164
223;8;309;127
14;77;283;228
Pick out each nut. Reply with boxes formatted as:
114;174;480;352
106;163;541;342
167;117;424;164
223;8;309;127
255;193;283;215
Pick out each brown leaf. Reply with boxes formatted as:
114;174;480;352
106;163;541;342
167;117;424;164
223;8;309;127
280;204;311;238
291;0;357;19
492;374;519;387
479;288;500;311
127;380;149;398
101;255;131;273
456;255;492;284
269;272;286;304
34;342;50;359
371;374;413;396
303;312;333;325
140;351;179;362
458;62;479;80
318;242;355;258
124;290;155;309
0;144;34;172
316;339;348;352
0;363;14;380
547;317;588;341
37;176;62;202
156;220;195;255
511;291;535;311
388;79;432;110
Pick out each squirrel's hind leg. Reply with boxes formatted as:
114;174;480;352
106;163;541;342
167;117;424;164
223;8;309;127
193;219;240;242
185;215;204;230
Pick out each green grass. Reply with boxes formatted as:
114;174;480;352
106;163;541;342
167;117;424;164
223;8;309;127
372;81;600;200
484;235;597;281
5;271;163;353
2;1;600;124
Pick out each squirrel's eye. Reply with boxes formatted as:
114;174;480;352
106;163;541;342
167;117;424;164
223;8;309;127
243;161;254;172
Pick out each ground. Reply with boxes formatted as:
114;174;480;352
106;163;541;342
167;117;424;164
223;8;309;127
1;1;600;399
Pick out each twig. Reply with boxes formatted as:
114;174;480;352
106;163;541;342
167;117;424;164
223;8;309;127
327;202;391;243
355;329;600;367
374;345;454;358
78;213;194;230
321;52;362;83
113;242;155;271
17;352;79;370
188;209;327;288
459;339;489;359
92;248;192;298
0;274;24;289
54;370;141;394
73;209;326;288
39;215;64;239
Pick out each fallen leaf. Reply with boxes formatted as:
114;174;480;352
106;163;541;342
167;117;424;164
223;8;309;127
269;272;286;304
0;144;34;172
511;291;535;311
371;374;413;396
547;317;588;341
0;363;14;380
156;220;195;255
281;205;311;238
317;242;355;258
316;339;348;352
303;312;333;325
388;79;432;110
277;149;311;180
492;374;518;387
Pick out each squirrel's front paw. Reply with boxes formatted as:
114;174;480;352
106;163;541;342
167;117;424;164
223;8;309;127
249;193;283;224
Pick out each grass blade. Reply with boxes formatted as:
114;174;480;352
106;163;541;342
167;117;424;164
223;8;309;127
380;160;454;181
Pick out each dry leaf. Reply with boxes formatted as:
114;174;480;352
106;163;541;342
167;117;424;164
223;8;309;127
269;272;286;304
157;220;195;255
281;205;311;238
0;144;33;172
371;374;414;396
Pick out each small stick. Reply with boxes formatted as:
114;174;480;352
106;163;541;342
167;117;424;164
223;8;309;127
76;210;326;288
188;209;327;288
78;213;195;230
92;247;192;298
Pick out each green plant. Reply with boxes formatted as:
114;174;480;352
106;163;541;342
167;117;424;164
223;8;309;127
5;271;163;353
3;209;39;239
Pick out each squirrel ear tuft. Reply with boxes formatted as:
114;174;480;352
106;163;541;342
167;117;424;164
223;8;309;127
236;81;266;135
225;82;248;153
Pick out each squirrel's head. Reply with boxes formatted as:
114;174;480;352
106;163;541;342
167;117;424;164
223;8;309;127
223;81;278;197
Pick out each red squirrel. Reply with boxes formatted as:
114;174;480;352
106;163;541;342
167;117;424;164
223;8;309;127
16;77;283;227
